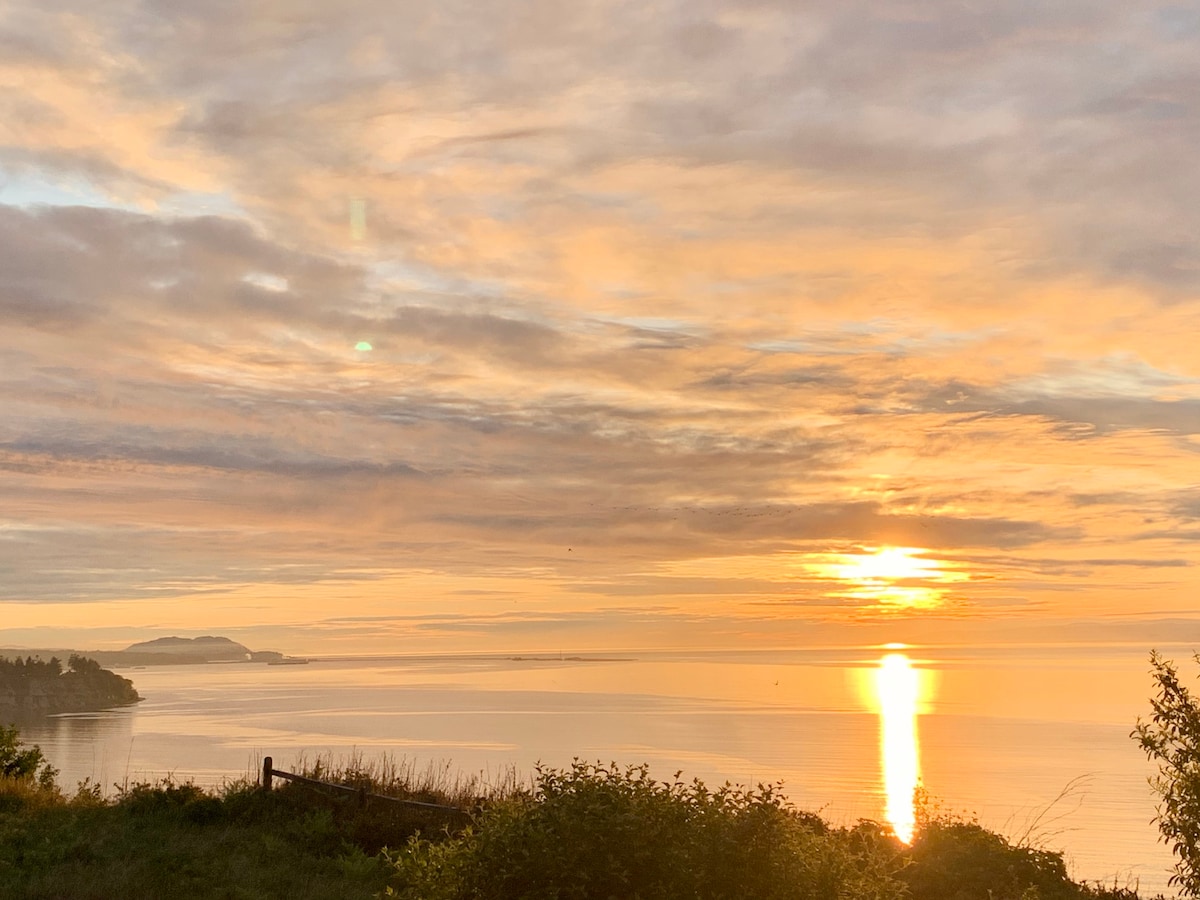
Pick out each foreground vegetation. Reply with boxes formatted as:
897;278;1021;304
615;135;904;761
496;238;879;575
383;761;1146;900
1135;651;1200;899
0;725;1153;900
0;735;477;900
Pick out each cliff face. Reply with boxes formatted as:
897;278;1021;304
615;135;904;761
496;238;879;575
0;659;142;717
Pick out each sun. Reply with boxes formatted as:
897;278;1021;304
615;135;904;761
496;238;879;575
804;546;965;610
833;547;942;583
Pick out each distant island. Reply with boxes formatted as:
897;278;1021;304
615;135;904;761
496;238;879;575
506;655;630;663
0;654;142;717
0;636;304;669
118;635;292;664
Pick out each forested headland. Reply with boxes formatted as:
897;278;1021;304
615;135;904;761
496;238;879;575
0;655;141;717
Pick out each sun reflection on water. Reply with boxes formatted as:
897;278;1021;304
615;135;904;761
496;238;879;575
872;651;926;843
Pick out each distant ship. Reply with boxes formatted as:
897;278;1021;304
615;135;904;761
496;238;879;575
266;657;310;666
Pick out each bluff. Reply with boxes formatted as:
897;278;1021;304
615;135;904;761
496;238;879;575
97;635;284;665
122;635;254;662
0;655;142;717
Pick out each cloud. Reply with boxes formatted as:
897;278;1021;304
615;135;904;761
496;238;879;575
1;0;1200;641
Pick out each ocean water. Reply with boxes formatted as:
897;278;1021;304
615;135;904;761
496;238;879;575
14;644;1178;895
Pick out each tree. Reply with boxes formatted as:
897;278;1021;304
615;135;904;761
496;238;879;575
67;653;101;675
1132;651;1200;897
0;723;58;787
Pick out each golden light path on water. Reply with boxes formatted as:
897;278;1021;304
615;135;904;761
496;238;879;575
873;650;924;843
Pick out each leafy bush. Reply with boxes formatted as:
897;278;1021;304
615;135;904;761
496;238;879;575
1133;651;1200;898
115;779;226;825
383;760;907;900
0;724;58;789
901;819;1078;900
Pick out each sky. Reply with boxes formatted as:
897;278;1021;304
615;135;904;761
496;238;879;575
2;1;1199;654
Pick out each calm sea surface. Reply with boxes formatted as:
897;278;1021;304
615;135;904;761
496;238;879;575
16;644;1179;895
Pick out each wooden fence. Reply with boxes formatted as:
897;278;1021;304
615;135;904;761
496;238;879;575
260;756;464;814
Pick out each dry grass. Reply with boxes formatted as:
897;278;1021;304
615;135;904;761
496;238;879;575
288;749;526;808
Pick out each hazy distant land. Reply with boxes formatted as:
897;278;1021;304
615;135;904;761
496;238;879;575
0;635;308;717
0;635;301;668
0;637;639;669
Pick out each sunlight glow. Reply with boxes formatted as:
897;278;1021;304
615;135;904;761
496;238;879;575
806;546;969;609
836;546;940;582
874;652;923;843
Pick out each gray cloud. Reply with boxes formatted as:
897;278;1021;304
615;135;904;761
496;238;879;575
2;0;1199;632
6;0;1191;293
0;430;423;480
1170;493;1200;521
912;379;1200;437
0;523;393;603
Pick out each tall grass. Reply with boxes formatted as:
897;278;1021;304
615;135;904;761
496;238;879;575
287;749;525;810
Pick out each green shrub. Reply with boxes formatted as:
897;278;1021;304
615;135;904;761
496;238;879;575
382;761;906;900
1133;651;1200;898
901;819;1078;900
0;724;58;789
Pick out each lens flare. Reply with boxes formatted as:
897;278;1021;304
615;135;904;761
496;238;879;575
874;652;922;842
349;197;367;241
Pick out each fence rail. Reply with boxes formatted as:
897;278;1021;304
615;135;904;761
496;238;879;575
260;756;464;813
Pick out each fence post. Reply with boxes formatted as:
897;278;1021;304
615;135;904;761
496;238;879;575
262;756;273;791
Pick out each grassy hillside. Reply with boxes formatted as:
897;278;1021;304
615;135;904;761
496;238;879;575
0;727;1158;900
